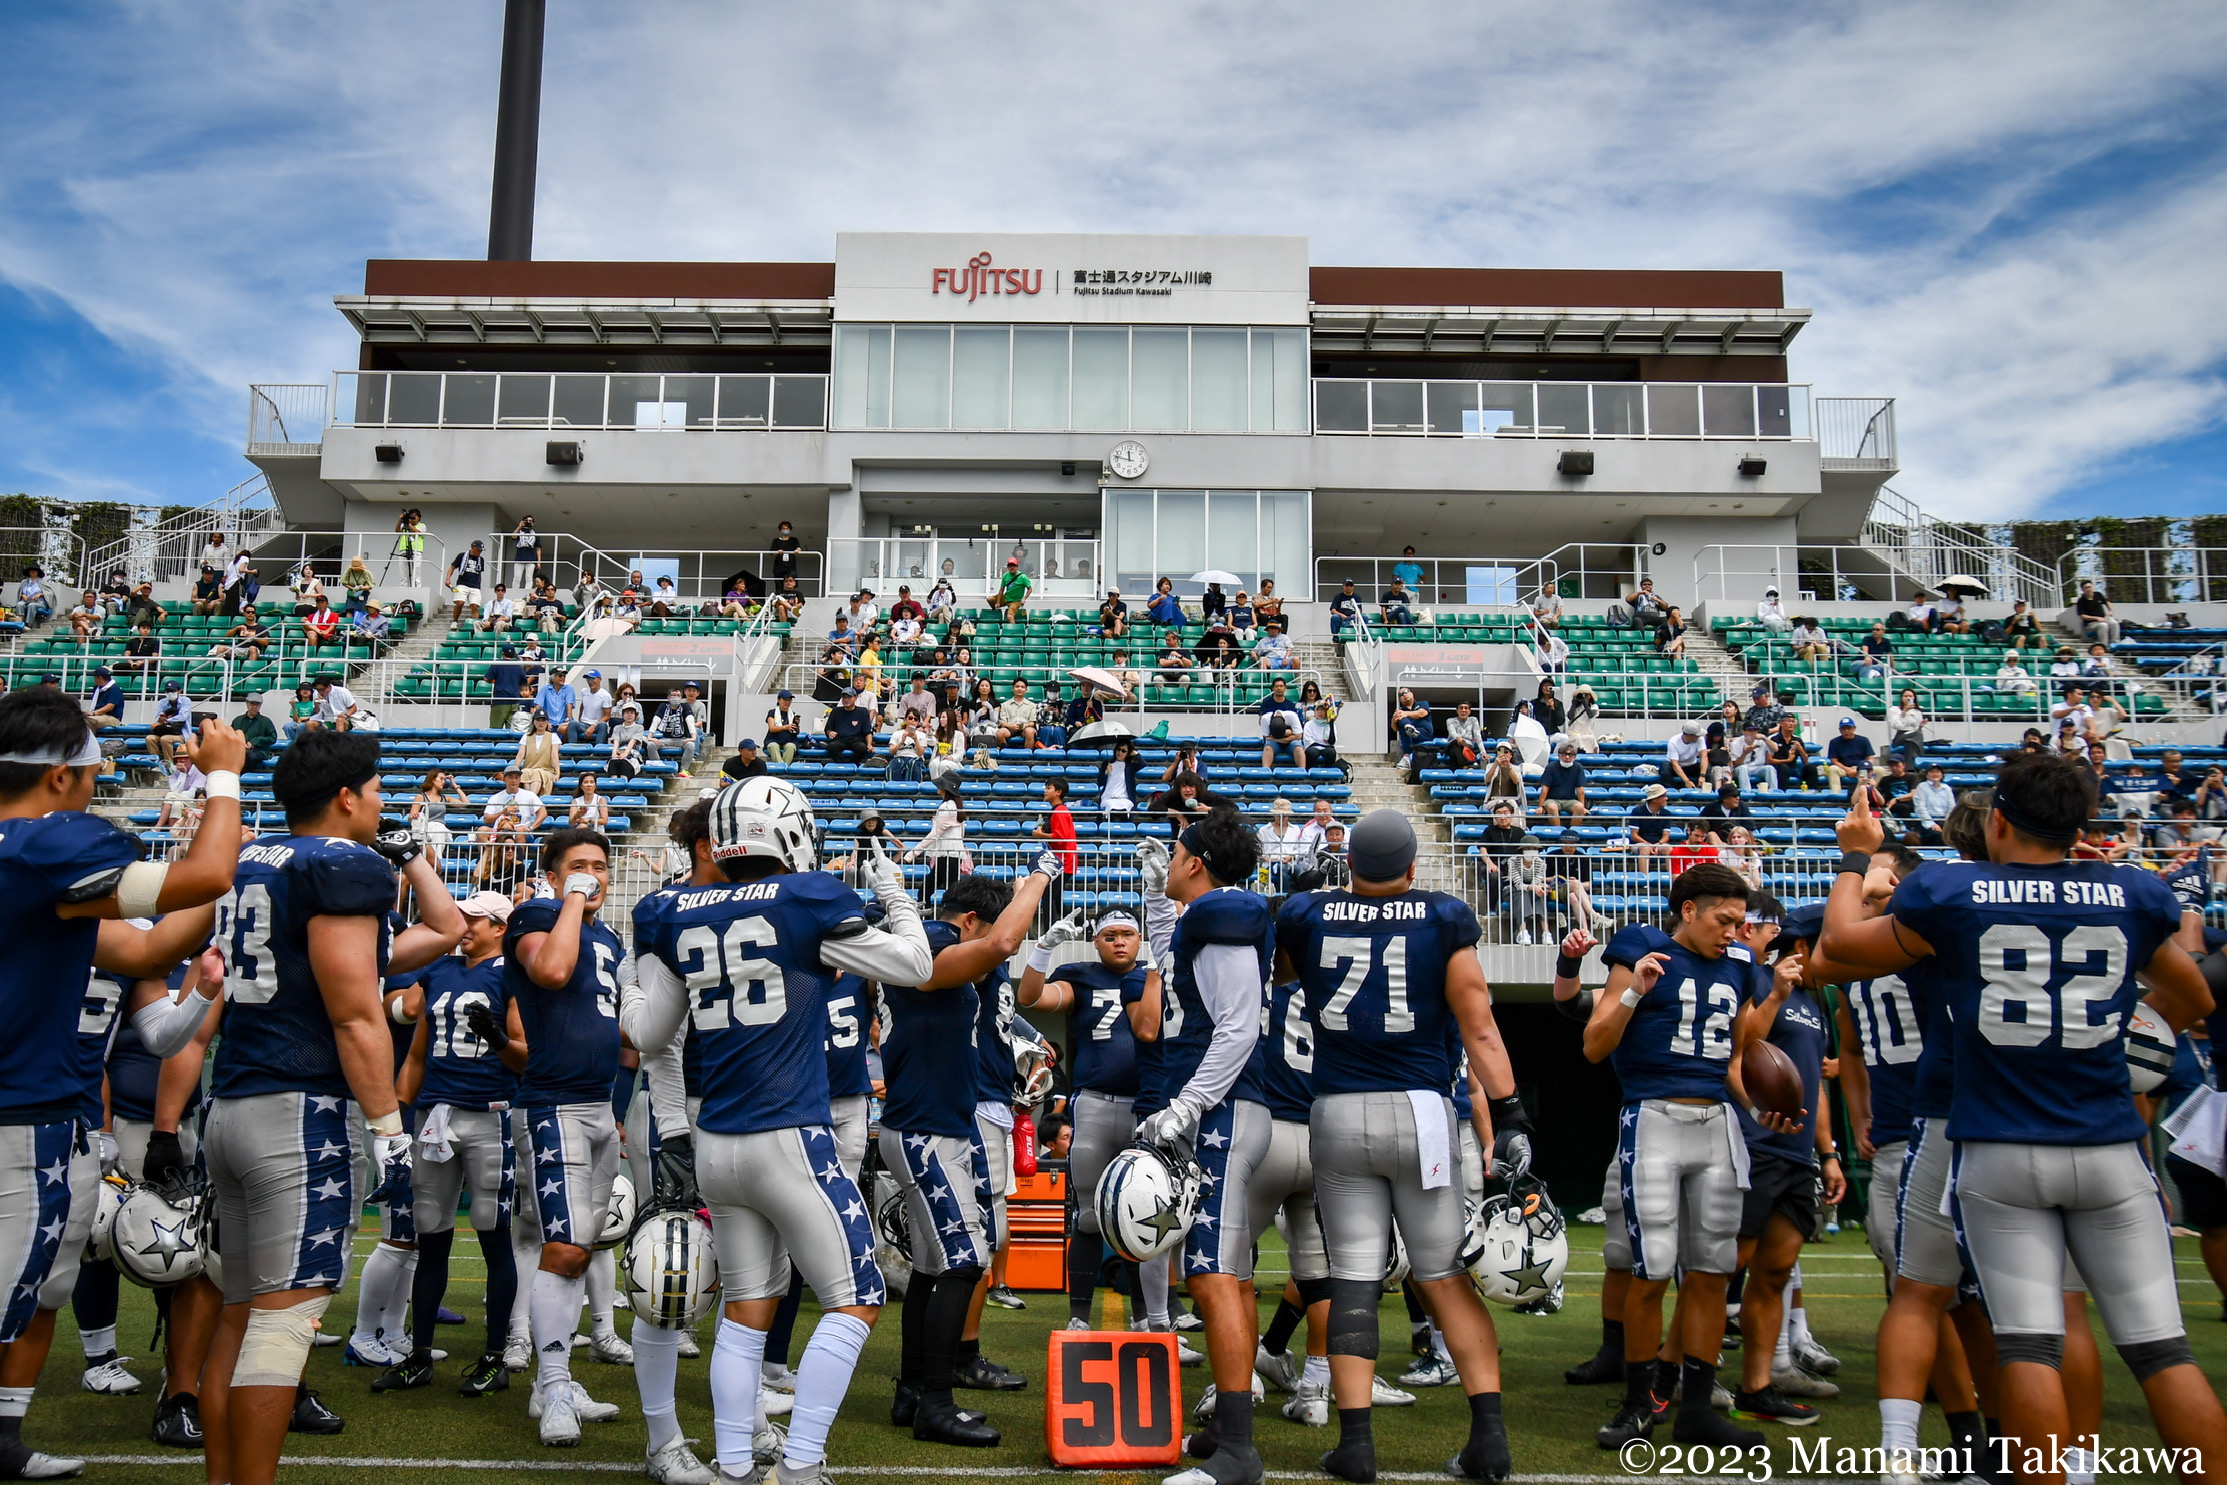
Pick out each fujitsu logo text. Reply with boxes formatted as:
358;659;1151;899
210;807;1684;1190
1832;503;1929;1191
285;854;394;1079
932;252;1042;302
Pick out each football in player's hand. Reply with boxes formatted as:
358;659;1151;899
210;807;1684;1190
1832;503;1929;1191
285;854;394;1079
1741;1040;1805;1121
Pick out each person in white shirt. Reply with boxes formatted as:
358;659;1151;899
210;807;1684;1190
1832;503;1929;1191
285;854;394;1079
1301;704;1339;770
483;766;548;831
1995;651;2036;696
1756;586;1790;632
1664;719;1706;788
1257;799;1306;889
848;590;880;634
1729;722;1776;793
574;669;615;743
890;613;922;648
925;578;957;624
1904;592;1936;633
568;773;611;829
1788;617;1831;663
311;676;358;726
1539;628;1570;675
1931;589;1967;634
479;584;516;633
651;576;680;615
1911;764;1954;837
1294;798;1340;858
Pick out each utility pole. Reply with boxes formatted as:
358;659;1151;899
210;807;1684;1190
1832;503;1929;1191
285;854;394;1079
487;0;545;261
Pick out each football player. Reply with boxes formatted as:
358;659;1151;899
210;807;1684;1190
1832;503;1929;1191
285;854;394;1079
378;891;526;1396
1821;750;2227;1481
1272;810;1517;1483
629;776;935;1485
199;728;464;1485
1127;840;1188;1354
880;859;1056;1449
345;956;431;1369
956;879;1031;1394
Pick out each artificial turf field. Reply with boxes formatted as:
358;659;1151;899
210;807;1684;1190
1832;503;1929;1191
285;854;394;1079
25;1223;2226;1484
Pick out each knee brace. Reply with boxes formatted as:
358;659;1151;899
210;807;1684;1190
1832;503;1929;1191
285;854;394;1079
1325;1278;1381;1359
235;1293;331;1388
1296;1275;1335;1312
1992;1331;2064;1370
2116;1335;2195;1383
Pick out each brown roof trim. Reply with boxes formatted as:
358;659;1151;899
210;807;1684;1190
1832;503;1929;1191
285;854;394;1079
363;260;837;300
1309;266;1783;311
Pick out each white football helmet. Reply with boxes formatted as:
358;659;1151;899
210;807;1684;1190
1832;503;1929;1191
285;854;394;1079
2124;1002;2175;1095
1381;1226;1410;1291
1098;1143;1202;1263
710;776;817;872
623;1205;719;1329
89;1172;131;1263
597;1171;637;1250
1013;1039;1055;1106
112;1183;206;1288
1471;1180;1569;1308
872;1175;915;1299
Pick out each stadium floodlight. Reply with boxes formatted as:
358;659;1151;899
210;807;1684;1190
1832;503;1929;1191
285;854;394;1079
1557;450;1594;477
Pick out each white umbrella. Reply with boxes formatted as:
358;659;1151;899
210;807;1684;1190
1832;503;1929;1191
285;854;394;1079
1068;665;1131;698
1189;570;1245;588
1937;574;1989;595
1067;719;1136;747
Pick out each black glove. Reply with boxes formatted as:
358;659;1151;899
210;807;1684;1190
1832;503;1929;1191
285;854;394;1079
1489;1094;1534;1182
465;1002;509;1053
373;820;423;867
653;1132;700;1210
144;1130;188;1191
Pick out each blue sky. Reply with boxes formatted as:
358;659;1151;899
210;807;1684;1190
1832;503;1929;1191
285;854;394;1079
2;0;2224;524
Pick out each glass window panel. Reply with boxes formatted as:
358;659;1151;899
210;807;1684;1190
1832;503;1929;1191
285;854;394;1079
1314;380;1367;432
496;374;551;425
667;376;717;429
350;373;388;425
1155;490;1204;589
772;376;825;429
1072;328;1129;430
1207;491;1259;590
1703;384;1756;437
1370;381;1424;433
387;373;441;426
951;325;1011;429
1480;382;1533;433
832;325;890;428
442;374;495;427
1785;385;1811;439
1594;384;1643;437
1646;383;1698;436
611;376;662;428
1109;489;1157;594
1268;328;1308;431
1427;382;1481;434
1190;329;1248;431
1012;327;1070;429
1260;491;1309;594
1536;383;1588;436
551;374;606;429
1757;384;1792;437
718;375;771;427
892;325;951;428
1131;329;1189;430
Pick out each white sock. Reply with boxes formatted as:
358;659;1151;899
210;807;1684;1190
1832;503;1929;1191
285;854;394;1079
587;1249;617;1336
80;1325;118;1360
711;1318;769;1475
1773;1297;1795;1372
381;1248;419;1344
1141;1254;1170;1326
633;1319;682;1452
532;1268;587;1392
1879;1397;1921;1455
1789;1302;1813;1347
1430;1324;1450;1364
0;1386;31;1420
1301;1354;1330;1387
509;1226;539;1342
353;1242;411;1344
785;1312;872;1468
2065;1446;2097;1485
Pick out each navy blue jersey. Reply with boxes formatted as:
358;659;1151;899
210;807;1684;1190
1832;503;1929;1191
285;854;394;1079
1601;923;1751;1104
1053;962;1146;1097
2160;851;2212;918
0;812;141;1116
414;955;515;1111
76;970;132;1126
1253;979;1315;1122
1127;973;1167;1117
1843;973;1923;1148
1737;985;1828;1163
878;919;980;1137
212;835;396;1100
504;899;626;1107
972;964;1017;1107
109;961;199;1126
1892;860;2183;1145
1906;952;1956;1122
1274;888;1480;1097
1164;887;1275;1105
825;972;873;1099
632;874;867;1136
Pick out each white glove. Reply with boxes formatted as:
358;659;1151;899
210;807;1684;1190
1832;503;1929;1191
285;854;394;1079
1136;837;1171;895
563;872;602;900
1031;848;1064;881
92;1131;119;1174
1138;1102;1196;1148
860;838;903;902
371;1131;414;1173
1041;908;1089;949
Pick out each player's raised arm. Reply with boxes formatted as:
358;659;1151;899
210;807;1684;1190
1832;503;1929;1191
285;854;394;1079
2136;936;2217;1033
821;844;941;988
915;852;1051;990
1583;953;1661;1063
1819;801;1930;975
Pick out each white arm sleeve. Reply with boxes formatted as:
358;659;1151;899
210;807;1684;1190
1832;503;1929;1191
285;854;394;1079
821;877;935;988
621;954;690;1065
1145;891;1181;971
1171;942;1263;1118
130;984;216;1060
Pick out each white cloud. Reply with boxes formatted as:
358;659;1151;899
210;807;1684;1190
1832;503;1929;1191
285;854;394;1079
2;0;2224;517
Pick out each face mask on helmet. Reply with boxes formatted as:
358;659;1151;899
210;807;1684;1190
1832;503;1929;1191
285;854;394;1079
623;1205;719;1329
112;1182;208;1288
1470;1179;1570;1307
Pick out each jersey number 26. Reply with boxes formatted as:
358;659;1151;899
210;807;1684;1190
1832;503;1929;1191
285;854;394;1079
676;917;787;1029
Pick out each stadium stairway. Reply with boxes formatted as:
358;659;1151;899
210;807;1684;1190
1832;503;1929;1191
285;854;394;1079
1674;622;1753;692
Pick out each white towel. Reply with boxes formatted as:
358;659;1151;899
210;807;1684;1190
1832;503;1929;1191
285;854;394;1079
2166;1086;2226;1177
1408;1091;1451;1191
418;1103;456;1164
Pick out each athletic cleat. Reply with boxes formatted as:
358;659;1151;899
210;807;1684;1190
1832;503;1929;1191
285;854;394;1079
150;1392;202;1448
289;1386;344;1435
528;1379;622;1423
311;1329;344;1347
913;1402;999;1447
1673;1408;1764;1448
591;1330;636;1365
1712;1383;1733;1411
1320;1439;1377;1482
646;1437;715;1485
753;1423;786;1465
458;1352;509;1396
890;1380;920;1428
713;1468;762;1485
1771;1366;1840;1399
1281;1380;1329;1426
760;1363;798;1392
1191;1373;1265;1420
80;1356;142;1395
0;1443;85;1479
985;1284;1026;1310
436;1305;467;1325
1371;1376;1416;1407
1448;1415;1513;1481
1596;1398;1657;1448
759;1386;793;1418
371;1355;434;1392
343;1335;395;1368
954;1354;1027;1391
1064;1316;1090;1330
1254;1343;1302;1393
1410;1321;1433;1357
1396;1353;1459;1388
504;1333;533;1372
1729;1385;1821;1426
677;1330;701;1359
1166;1442;1261;1485
538;1384;582;1447
1880;1451;1924;1485
1565;1345;1624;1385
1791;1336;1840;1376
772;1462;825;1485
1172;1307;1204;1333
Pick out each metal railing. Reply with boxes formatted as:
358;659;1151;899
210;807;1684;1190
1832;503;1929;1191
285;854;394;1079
241;528;451;612
82;475;288;589
831;536;1104;600
488;533;824;603
2057;548;2227;607
335;370;830;432
248;384;332;453
1816;397;1897;468
774;662;1333;720
1311;379;1812;441
1314;554;1561;608
1859;486;2058;609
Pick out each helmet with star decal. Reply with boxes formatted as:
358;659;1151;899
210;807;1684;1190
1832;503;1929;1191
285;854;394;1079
1096;1141;1202;1263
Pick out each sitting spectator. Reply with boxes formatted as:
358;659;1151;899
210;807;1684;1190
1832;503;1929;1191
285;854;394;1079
1529;586;1562;630
283;682;317;741
1198;581;1227;621
1254;579;1285;626
1743;681;1786;736
1538;625;1569;675
1531;680;1566;736
606;705;649;779
1501;836;1553;945
1669;821;1717;878
480;583;516;632
1699;782;1753;843
722;737;768;781
1228;592;1256;635
1442;700;1484;769
1378;577;1415;626
1254;625;1295;671
1855;622;1895;683
472;807;532;894
536;666;579;742
1328;578;1362;637
1995;651;2037;696
189;565;223;618
2002;598;2042;650
1475;801;1528;907
569;773;611;830
924;577;957;624
353;603;391;643
2081;642;2116;691
1256;799;1307;890
1302;703;1340;771
1664;719;1705;788
1911;762;1954;843
1904;591;1937;634
1536;739;1587;824
209;607;272;660
312;673;358;730
889;608;922;648
510;711;563;798
95;568;132;616
887;713;931;781
1035;682;1071;749
123;581;161;628
1932;588;1969;634
300;594;342;648
85;666;124;732
1654;605;1687;658
1788;616;1832;663
1756;586;1790;633
1716;825;1765;890
156;757;207;834
341;556;375;615
650;576;681;616
1391;687;1433;761
1730;721;1776;792
995;679;1041;749
2074;579;2119;646
1097;589;1129;637
66;592;101;639
1156;638;1193;681
1622;783;1677;857
1824;715;1875;792
1257;678;1305;769
1886;687;1927;768
992;558;1031;622
824;688;874;763
650;686;703;767
1195;612;1241;669
1625;577;1667;625
1481;744;1526;817
1151;772;1237;831
1768;715;1817;789
770;577;807;624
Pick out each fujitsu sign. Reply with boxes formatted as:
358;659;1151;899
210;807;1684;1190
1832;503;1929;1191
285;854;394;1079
932;253;1042;303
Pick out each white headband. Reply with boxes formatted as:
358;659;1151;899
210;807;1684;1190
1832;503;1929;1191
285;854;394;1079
0;729;102;768
1096;911;1141;934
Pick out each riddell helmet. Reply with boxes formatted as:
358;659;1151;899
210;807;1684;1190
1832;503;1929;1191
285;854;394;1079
89;1172;131;1263
2124;1003;2176;1095
709;776;816;872
597;1171;637;1250
1381;1225;1410;1291
1098;1143;1203;1263
112;1182;206;1288
623;1205;719;1329
1471;1179;1570;1307
1013;1039;1054;1105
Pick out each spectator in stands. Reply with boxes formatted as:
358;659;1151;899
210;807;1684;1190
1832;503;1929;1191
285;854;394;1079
1475;801;1528;916
1565;684;1601;752
768;521;800;583
1440;701;1484;769
2051;684;2098;741
889;607;923;652
610;589;643;631
1093;739;1144;822
1253;578;1284;625
1626;576;1667;625
1032;780;1079;910
1198;581;1227;622
923;575;956;625
2082;641;2116;690
65;591;99;640
1824;715;1875;792
1499;837;1553;945
480;584;516;633
1788;616;1831;664
123;581;160;629
1255;678;1305;767
473;807;532;896
1912;763;1953;842
1255;799;1304;887
1904;590;1938;634
447;540;488;622
536;666;579;741
1743;680;1784;736
1887;687;1928;769
1328;578;1362;638
1392;687;1433;762
824;688;874;763
189;565;222;618
995;678;1041;749
300;594;342;649
854;634;887;704
483;763;547;833
141;679;188;766
1756;586;1790;633
1391;546;1425;594
283;682;316;741
2000;598;2041;651
1061;683;1102;738
1995;650;2037;696
1705;698;1743;754
482;646;525;729
562;669;607;744
888;710;930;782
1663;719;1706;788
768;577;806;625
350;601;389;644
1654;605;1688;659
1700;782;1752;844
1768;715;1816;789
2193;767;2227;823
825;613;860;658
569;773;611;831
1292;798;1339;859
895;673;936;730
1856;622;1895;683
1228;591;1256;637
1731;722;1775;793
607;706;648;779
2153;749;2195;808
523;581;560;634
1482;744;1526;817
721;738;768;782
993;557;1032;622
339;556;374;617
310;674;357;730
1096;589;1130;638
1669;821;1716;879
1715;825;1765;890
2075;579;2120;646
1378;577;1415;626
657;684;707;768
647;576;680;617
1156;636;1193;682
1536;739;1587;824
1195;610;1241;670
1531;680;1566;737
848;588;880;634
1530;586;1562;631
1153;772;1234;831
1252;625;1294;672
1624;782;1676;857
1932;587;1969;635
510;711;563;798
85;666;123;732
92;569;127;618
408;769;468;844
509;516;542;591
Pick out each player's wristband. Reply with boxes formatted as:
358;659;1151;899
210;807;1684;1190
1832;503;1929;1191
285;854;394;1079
1838;850;1872;877
1619;986;1643;1009
204;770;242;801
368;1110;404;1138
1027;940;1058;974
1554;952;1584;981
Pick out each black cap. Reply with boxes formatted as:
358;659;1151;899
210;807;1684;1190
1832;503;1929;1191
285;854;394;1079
1347;809;1417;882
